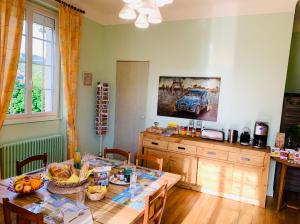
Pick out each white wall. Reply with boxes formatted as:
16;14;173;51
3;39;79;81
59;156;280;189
103;13;295;196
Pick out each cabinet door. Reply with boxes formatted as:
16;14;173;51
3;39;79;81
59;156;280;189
144;148;169;171
231;165;263;200
169;153;197;184
197;158;233;194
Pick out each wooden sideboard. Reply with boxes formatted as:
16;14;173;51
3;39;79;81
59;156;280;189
138;132;271;207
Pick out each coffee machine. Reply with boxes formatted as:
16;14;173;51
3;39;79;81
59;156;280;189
252;122;268;149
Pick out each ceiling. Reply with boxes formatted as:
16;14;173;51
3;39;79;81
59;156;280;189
66;0;298;25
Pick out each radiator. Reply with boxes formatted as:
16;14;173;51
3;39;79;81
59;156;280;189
0;135;64;179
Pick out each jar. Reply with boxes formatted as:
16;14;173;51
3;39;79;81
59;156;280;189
93;166;111;186
125;169;132;183
181;127;187;136
119;170;125;181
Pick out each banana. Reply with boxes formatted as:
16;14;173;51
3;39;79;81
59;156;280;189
13;175;25;185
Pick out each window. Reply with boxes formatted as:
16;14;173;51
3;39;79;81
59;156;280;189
6;4;59;123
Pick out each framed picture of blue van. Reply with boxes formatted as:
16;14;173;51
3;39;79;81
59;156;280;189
157;76;221;121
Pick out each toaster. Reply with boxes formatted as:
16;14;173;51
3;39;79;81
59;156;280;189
200;129;225;142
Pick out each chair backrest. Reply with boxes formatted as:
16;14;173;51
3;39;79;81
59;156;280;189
135;153;163;171
16;153;47;176
104;148;131;164
3;198;44;224
143;184;168;224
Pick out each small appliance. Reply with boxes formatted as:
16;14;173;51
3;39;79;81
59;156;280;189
240;127;251;146
228;129;238;143
252;122;268;149
200;128;225;142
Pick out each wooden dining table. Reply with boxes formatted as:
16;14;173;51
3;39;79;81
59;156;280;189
0;162;181;224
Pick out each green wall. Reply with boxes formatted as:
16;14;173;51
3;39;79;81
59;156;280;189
76;18;106;155
285;32;300;93
102;13;295;196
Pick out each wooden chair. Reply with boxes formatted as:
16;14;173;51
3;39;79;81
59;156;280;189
104;148;131;164
3;198;44;224
135;153;163;171
16;153;47;176
143;184;168;224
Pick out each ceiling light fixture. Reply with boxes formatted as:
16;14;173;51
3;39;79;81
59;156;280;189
119;0;174;29
148;7;162;24
155;0;173;7
119;5;137;20
135;13;149;29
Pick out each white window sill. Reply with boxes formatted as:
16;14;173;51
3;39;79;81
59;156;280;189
4;114;61;126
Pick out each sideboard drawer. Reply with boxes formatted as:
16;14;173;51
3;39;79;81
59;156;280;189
228;153;264;167
143;139;168;150
168;143;196;155
198;148;228;161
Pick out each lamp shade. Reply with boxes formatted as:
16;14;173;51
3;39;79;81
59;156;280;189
128;1;142;10
137;0;156;15
119;5;137;20
148;7;162;24
135;13;149;29
155;0;174;7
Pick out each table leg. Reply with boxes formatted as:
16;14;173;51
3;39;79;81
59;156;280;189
276;163;287;212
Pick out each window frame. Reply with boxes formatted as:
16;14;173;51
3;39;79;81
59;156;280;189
5;2;60;125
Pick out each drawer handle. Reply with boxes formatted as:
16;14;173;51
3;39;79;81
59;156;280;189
178;147;186;150
241;157;251;161
207;151;216;155
151;142;158;145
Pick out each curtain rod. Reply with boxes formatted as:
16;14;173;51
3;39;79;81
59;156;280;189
54;0;85;14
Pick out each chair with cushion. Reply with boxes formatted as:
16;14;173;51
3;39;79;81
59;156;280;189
3;198;43;224
104;148;131;164
143;184;168;224
135;153;163;171
16;153;48;176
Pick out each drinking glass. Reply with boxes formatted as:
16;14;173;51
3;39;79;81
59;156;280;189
75;190;85;205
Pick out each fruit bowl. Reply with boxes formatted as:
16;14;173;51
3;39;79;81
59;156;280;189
8;174;44;194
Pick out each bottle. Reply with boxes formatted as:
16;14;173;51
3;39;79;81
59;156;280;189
130;167;137;191
187;126;191;136
74;148;81;169
191;128;196;138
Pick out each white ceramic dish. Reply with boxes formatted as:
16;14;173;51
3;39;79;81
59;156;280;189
109;175;129;185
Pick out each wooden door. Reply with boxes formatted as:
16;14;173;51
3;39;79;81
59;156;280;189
144;148;169;171
115;61;149;161
169;153;197;184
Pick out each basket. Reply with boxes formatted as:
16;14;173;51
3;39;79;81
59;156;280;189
86;191;105;201
46;162;93;188
51;178;88;188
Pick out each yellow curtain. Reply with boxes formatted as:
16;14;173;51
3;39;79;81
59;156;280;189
0;0;25;129
59;5;82;159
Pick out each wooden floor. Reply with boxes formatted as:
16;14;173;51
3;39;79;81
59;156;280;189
161;187;300;224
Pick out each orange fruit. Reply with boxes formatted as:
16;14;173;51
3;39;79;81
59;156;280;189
23;185;32;193
23;181;31;186
30;179;42;190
